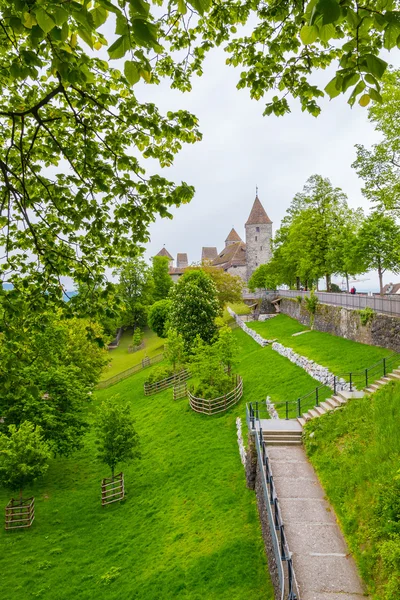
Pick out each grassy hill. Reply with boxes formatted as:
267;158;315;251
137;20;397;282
304;380;400;600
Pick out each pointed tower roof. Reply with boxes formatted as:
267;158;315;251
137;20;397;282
245;195;272;225
156;247;173;260
225;228;242;243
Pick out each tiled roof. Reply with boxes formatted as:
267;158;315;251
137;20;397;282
212;241;246;269
383;282;400;294
156;247;173;260
176;253;188;268
202;247;218;261
225;228;242;242
169;267;186;275
245;196;272;225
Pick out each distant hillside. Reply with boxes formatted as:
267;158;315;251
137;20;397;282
304;380;400;599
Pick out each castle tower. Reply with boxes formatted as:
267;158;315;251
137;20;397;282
225;228;242;247
245;194;272;281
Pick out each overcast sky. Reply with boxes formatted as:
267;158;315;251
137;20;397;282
128;43;400;292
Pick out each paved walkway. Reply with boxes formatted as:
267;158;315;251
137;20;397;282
268;444;368;600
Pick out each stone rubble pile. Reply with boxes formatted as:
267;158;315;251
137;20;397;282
258;314;278;322
271;342;352;392
266;396;279;419
227;307;270;346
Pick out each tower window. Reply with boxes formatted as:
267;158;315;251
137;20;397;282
260;246;263;250
256;227;260;232
256;262;258;266
255;236;257;241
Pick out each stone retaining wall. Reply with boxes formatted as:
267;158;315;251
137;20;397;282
271;342;350;392
280;297;400;353
227;307;270;346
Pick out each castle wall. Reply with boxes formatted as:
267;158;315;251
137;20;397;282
245;223;272;281
227;265;247;281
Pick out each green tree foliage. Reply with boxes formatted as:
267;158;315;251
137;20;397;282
0;294;107;455
353;70;400;215
132;327;143;347
148;299;172;338
115;258;154;329
0;422;51;501
0;1;204;295
262;175;364;290
69;281;123;338
353;212;400;295
152;256;172;301
215;326;238;375
95;400;141;479
189;336;234;399
188;265;243;307
164;328;185;371
169;270;220;350
248;263;276;291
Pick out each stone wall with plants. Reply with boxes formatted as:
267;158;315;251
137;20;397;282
280;297;400;353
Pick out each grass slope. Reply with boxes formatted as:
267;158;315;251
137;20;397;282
249;315;392;374
101;327;164;381
304;380;400;600
0;330;276;600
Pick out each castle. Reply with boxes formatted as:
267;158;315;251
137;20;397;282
155;194;273;283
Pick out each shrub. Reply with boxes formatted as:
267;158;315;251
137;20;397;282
304;288;319;329
295;295;302;304
148;299;172;338
358;306;375;326
132;328;143;347
145;365;176;385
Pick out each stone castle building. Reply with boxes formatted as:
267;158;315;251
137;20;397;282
155;194;272;283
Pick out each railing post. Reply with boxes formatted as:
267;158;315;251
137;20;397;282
383;357;386;377
269;476;274;502
349;372;352;392
333;376;336;395
365;368;368;388
286;401;289;420
280;524;286;560
256;401;259;421
297;398;301;418
315;387;319;406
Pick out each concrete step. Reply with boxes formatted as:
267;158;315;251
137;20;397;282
297;417;306;427
365;387;376;394
393;368;400;374
387;372;400;380
325;397;341;409
265;438;302;446
332;395;347;405
376;379;389;386
302;413;312;422
314;406;326;416
307;409;321;419
263;429;302;437
368;383;381;391
320;401;334;412
264;436;302;444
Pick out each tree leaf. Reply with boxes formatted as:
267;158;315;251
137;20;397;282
384;22;400;49
368;87;383;103
364;54;388;78
359;94;371;107
77;28;94;49
52;7;69;27
177;0;188;15
22;12;37;29
124;60;140;85
187;0;211;16
91;6;108;28
108;35;131;59
325;75;341;98
319;23;336;43
316;0;340;24
300;25;319;44
131;19;158;47
35;8;56;33
129;0;151;18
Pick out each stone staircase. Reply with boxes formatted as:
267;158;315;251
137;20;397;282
262;428;302;446
297;367;400;427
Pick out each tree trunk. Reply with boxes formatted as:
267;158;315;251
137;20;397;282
19;488;23;503
378;267;384;296
296;277;300;290
346;273;349;292
325;273;331;292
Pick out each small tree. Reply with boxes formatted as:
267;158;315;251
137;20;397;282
95;400;141;480
215;326;239;376
354;212;400;295
169;270;220;350
152;256;173;301
0;422;51;502
132;328;143;348
148;299;172;338
164;329;185;372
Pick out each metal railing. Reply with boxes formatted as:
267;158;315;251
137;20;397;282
248;354;400;420
247;407;299;600
277;289;400;317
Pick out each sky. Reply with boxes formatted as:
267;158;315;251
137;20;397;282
128;43;400;293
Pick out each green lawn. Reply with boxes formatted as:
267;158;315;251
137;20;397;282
304;380;400;600
101;327;164;381
248;315;393;374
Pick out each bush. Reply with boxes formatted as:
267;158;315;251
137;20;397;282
148;299;171;338
132;328;143;347
145;365;176;385
358;306;375;326
189;373;235;399
304;288;319;329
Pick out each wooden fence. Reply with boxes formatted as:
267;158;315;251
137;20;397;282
173;380;188;400
101;473;124;506
188;376;243;415
97;353;164;390
144;369;191;396
5;497;35;530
